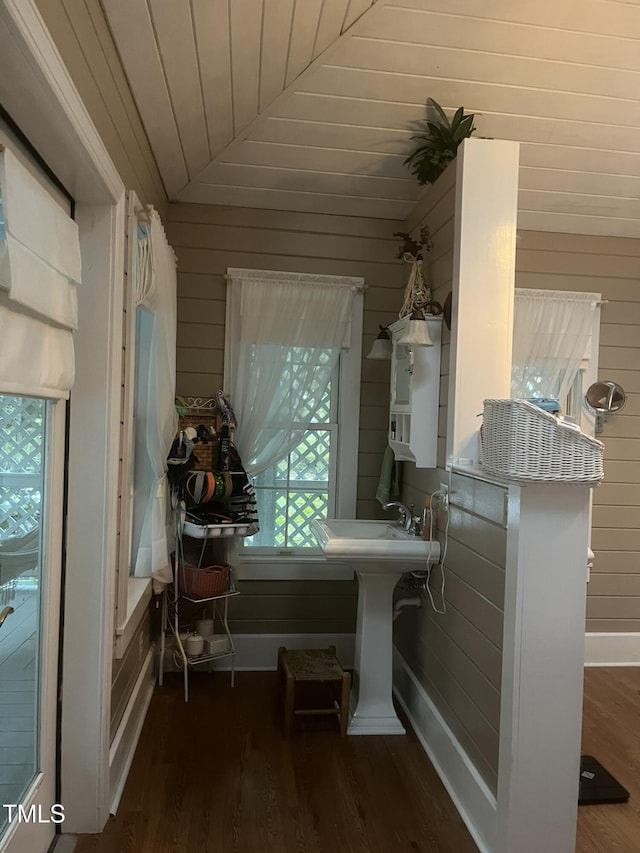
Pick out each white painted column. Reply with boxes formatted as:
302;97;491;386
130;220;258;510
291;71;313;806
497;482;591;853
349;571;405;735
61;200;125;832
446;138;520;467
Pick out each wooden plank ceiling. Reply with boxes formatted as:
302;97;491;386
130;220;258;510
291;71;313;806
101;0;640;237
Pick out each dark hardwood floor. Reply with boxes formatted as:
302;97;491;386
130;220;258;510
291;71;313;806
578;667;640;852
74;666;640;852
77;671;477;853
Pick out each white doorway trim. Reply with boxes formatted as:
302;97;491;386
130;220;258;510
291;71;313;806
0;0;126;835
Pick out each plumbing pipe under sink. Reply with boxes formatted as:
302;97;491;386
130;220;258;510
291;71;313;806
393;597;421;620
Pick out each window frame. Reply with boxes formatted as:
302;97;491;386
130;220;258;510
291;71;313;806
114;191;152;657
224;275;363;581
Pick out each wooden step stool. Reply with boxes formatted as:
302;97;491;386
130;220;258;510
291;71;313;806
277;646;350;737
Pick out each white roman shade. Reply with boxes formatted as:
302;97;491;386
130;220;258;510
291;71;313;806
0;145;81;398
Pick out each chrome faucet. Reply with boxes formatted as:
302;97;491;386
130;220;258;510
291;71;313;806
382;501;412;531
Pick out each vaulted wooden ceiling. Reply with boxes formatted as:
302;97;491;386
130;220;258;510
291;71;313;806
101;0;640;237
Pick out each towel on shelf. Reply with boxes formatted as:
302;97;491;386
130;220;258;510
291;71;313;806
376;445;403;505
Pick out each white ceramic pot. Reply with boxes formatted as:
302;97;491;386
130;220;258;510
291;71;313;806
185;632;204;656
195;617;214;637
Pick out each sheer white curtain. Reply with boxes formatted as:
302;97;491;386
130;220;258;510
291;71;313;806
511;288;599;405
132;209;177;590
225;269;359;475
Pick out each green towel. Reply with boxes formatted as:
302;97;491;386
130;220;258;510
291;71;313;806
376;445;403;505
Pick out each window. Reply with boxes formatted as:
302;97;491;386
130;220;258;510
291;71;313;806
511;288;601;432
114;193;176;654
245;360;337;553
225;269;363;576
0;396;43;595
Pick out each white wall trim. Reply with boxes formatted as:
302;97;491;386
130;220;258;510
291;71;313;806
0;0;128;834
161;633;355;672
584;632;640;666
392;648;496;853
109;648;156;815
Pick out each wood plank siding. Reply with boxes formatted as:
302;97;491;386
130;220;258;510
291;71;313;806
110;611;151;743
167;203;404;635
393;169;507;795
515;231;640;633
33;0;166;213
166;202;404;521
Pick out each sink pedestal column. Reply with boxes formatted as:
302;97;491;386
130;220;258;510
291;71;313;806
348;568;405;735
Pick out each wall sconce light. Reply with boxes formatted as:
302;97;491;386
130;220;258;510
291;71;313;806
397;306;434;347
366;325;392;360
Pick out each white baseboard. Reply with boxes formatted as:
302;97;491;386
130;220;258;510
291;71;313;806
160;633;356;672
109;648;155;814
584;632;640;666
392;647;496;853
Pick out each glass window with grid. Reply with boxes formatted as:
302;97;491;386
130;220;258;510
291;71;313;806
244;359;338;554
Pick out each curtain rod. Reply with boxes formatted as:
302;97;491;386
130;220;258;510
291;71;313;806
223;273;366;290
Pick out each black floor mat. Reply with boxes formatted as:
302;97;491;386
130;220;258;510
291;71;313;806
579;755;630;805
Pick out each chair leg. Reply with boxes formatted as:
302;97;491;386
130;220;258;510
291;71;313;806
340;671;351;736
284;673;295;737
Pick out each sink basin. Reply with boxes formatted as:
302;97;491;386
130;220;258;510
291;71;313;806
311;518;441;735
311;518;440;568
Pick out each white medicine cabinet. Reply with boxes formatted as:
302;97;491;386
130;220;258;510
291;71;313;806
388;315;442;467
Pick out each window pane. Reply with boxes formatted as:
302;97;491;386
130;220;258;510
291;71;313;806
246;428;331;550
0;395;46;832
287;491;328;546
310;379;331;424
289;430;330;482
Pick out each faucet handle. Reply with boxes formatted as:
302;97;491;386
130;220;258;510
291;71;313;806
408;513;423;536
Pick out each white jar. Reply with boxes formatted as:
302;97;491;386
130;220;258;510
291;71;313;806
195;617;214;637
185;632;204;656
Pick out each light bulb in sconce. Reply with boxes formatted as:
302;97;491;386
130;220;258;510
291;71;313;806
366;325;392;360
397;306;434;347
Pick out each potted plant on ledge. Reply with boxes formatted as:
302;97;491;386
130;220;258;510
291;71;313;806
404;98;476;186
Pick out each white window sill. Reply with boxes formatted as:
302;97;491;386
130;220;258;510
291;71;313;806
235;556;354;581
114;576;152;658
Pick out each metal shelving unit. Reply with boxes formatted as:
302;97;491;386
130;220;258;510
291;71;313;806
158;521;241;702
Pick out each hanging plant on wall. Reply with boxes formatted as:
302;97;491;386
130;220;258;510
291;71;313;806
405;99;476;186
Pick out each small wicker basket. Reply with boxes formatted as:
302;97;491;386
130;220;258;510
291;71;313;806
178;562;230;598
481;399;604;484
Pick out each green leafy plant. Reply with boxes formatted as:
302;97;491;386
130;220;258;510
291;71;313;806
404;99;476;185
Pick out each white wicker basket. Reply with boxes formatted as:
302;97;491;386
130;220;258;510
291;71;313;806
481;399;604;484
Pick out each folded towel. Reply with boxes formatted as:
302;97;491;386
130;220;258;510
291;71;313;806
376;445;403;505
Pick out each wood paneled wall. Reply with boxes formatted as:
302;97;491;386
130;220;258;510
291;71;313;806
395;474;506;794
33;0;166;212
167;202;404;519
167;202;404;633
516;230;640;633
394;168;506;794
110;610;151;742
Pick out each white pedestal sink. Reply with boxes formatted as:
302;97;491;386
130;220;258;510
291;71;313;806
311;519;440;735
